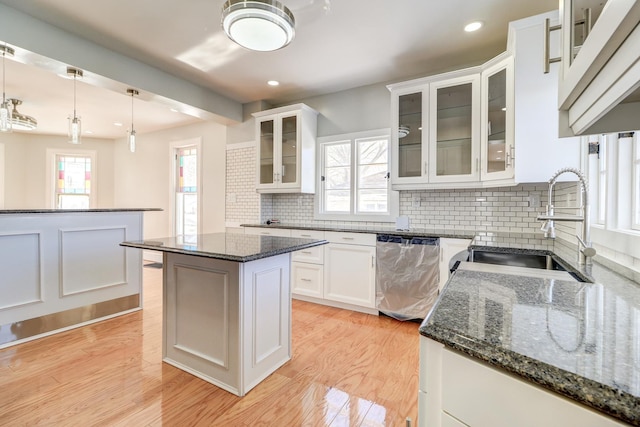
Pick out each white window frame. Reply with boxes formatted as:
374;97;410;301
633;133;640;231
46;148;97;209
596;134;607;226
315;129;398;222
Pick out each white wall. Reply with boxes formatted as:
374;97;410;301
113;120;227;239
0;132;115;208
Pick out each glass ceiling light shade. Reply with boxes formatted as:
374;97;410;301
221;0;295;51
67;67;83;144
127;88;138;153
9;98;37;131
0;45;14;133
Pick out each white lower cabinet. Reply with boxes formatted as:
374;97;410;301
324;242;376;309
244;227;292;237
418;336;626;427
291;229;325;299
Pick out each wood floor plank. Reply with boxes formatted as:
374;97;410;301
0;266;421;426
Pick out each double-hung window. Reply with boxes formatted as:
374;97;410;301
316;129;397;221
633;133;640;230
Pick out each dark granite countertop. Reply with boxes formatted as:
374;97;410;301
420;265;640;426
0;208;162;214
241;223;476;240
121;233;328;263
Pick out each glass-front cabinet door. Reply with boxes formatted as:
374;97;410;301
280;114;298;185
258;118;275;186
429;74;480;183
390;86;428;185
481;55;514;182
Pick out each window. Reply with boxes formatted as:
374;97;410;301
596;135;607;225
633;133;640;230
55;154;92;209
175;145;198;235
316;129;397;221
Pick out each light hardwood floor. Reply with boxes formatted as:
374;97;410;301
0;265;420;426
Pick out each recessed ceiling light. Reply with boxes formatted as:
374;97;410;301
267;80;280;86
170;108;179;113
85;130;93;134
464;21;483;32
113;122;123;127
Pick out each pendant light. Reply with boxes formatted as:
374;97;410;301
0;45;14;133
127;88;138;153
221;0;295;51
67;67;83;144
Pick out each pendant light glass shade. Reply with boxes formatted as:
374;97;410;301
0;45;14;133
221;0;295;51
67;67;83;144
127;88;139;153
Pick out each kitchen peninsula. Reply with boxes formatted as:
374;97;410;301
121;233;327;396
0;208;158;348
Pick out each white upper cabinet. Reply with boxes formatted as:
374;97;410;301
253;103;318;193
509;11;581;183
429;73;481;183
480;54;515;182
389;68;483;190
558;0;640;136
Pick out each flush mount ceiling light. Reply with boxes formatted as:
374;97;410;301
221;0;295;51
67;67;83;144
9;98;37;131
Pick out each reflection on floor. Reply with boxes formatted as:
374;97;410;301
0;266;420;426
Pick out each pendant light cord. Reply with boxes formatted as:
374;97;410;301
131;91;134;132
73;73;77;119
2;47;6;104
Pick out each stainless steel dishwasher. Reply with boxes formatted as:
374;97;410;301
376;235;440;320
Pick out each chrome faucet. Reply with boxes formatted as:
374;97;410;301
537;167;595;266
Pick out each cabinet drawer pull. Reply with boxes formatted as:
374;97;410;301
300;234;312;237
342;237;355;240
260;232;270;235
300;278;312;282
301;251;312;254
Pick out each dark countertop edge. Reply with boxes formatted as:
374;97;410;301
240;223;476;240
0;208;162;214
419;324;639;426
120;239;328;263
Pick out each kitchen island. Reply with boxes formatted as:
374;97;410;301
0;208;158;348
121;233;327;396
419;251;640;426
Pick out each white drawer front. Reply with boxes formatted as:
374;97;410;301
325;231;376;246
291;262;323;299
292;245;324;264
244;227;292;237
290;229;325;239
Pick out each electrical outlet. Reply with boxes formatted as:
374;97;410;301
412;197;420;208
528;194;540;210
297;196;303;207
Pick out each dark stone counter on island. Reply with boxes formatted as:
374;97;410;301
121;233;328;263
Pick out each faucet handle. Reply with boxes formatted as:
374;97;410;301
582;246;596;258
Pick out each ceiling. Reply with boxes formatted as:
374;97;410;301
0;0;559;139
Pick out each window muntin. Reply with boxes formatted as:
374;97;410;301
55;155;91;209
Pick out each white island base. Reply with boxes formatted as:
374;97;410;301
162;251;291;397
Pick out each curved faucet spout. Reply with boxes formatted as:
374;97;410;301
539;167;594;266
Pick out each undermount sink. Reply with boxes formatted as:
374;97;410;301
468;250;567;271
